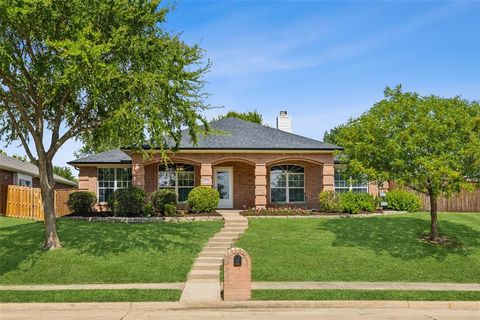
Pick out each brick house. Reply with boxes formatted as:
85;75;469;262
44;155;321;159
69;115;382;210
0;153;77;189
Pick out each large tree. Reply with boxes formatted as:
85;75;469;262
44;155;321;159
0;0;209;249
331;86;480;242
215;110;264;124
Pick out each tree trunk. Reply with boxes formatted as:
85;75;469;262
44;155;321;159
38;156;62;250
429;194;439;242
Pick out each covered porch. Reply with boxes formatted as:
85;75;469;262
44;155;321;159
132;152;335;210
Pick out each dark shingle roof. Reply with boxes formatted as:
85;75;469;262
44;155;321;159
68;149;132;165
68;117;343;164
175;117;343;150
0;153;77;186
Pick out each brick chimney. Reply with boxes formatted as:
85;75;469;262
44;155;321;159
276;111;292;132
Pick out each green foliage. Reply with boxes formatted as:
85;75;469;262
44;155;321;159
318;191;341;212
187;186;220;213
108;187;146;216
216;110;264;124
67;191;96;214
338;192;377;214
53;166;77;183
143;202;155;217
164;204;177;216
331;86;480;199
150;189;177;213
385;190;421;212
0;0;211;245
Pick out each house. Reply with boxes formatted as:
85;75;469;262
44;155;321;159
68;113;383;210
0;153;77;189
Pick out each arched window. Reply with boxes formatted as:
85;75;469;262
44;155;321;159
270;165;305;203
159;163;195;202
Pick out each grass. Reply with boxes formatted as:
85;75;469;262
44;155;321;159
0;289;181;303
0;217;222;284
236;212;480;283
252;289;480;301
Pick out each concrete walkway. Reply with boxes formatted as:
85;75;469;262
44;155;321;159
252;282;480;291
2;281;479;292
179;210;248;302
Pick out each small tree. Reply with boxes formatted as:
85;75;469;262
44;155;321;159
53;166;77;183
332;86;480;241
0;1;209;249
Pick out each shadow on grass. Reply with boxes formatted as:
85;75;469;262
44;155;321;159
318;215;480;261
0;219;219;278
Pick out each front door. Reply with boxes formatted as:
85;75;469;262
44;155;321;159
214;167;233;208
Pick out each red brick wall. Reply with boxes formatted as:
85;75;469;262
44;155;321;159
0;169;14;186
267;161;322;209
213;161;255;210
223;247;251;301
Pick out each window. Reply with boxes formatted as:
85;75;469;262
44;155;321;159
18;179;32;187
159;163;195;202
334;169;368;193
15;173;33;187
98;168;132;202
270;165;305;203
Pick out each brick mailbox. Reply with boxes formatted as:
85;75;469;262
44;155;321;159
223;247;251;301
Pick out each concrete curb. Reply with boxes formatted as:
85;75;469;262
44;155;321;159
1;300;479;311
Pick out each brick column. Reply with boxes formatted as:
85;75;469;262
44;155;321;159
200;163;213;187
322;163;334;191
254;164;267;209
131;154;145;188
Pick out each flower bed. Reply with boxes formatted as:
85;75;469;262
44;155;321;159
240;207;383;216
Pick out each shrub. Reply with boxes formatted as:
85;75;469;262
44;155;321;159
108;187;146;216
164;204;177;216
339;192;377;214
318;191;341;212
143;202;155;216
385;190;421;212
67;191;96;214
150;189;177;213
187;186;220;213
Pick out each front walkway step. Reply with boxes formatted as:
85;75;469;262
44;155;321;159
180;210;249;303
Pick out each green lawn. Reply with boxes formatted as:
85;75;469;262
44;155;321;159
237;213;480;283
0;217;222;284
0;289;181;303
252;290;480;301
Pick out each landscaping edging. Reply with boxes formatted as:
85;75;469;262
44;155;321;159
62;216;223;223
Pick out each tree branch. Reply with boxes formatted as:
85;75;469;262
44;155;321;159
4;104;37;165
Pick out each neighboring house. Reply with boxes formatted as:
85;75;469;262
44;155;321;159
0;153;77;189
68;113;383;210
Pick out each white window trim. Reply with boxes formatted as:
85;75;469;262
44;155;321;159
158;165;195;203
97;168;132;203
334;169;369;193
270;166;306;204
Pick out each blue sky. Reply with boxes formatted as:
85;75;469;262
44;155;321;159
3;0;480;172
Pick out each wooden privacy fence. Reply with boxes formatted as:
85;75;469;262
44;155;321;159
417;189;480;212
3;185;75;221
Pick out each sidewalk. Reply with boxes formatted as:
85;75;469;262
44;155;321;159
1;301;479;320
2;281;479;292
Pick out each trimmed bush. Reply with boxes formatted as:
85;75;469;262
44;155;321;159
385;190;421;212
67;191;96;214
187;186;220;213
143;202;155;216
150;189;177;213
339;192;377;214
318;191;341;212
108;187;146;216
164;204;177;216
